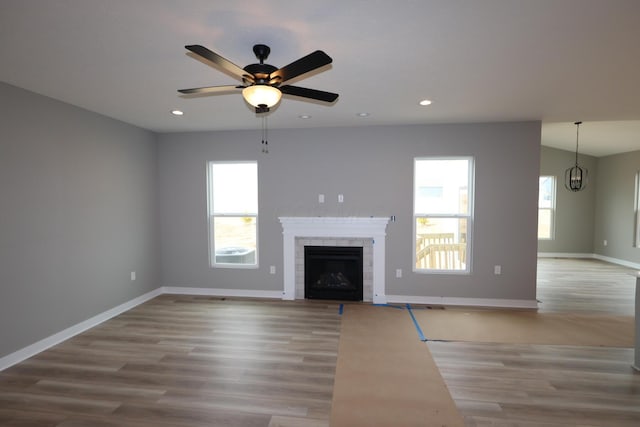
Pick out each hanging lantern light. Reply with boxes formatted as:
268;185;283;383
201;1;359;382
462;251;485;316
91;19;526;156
565;121;588;192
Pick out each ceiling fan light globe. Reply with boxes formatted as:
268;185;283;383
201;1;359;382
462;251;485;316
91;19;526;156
242;85;282;108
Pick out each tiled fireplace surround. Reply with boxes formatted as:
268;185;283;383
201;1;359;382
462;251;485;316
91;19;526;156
296;237;372;300
279;217;389;304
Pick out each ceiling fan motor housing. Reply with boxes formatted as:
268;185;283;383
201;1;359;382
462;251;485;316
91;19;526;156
243;63;278;85
243;44;278;86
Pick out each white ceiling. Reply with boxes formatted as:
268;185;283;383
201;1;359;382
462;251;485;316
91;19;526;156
2;0;640;157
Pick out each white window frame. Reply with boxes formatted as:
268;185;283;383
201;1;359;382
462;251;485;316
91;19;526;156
538;175;556;240
207;161;259;269
634;171;640;248
413;157;474;274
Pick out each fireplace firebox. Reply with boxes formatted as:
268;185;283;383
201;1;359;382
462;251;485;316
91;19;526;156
304;246;363;301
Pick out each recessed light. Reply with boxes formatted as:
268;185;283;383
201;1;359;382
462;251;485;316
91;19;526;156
356;112;370;117
171;109;184;116
419;99;432;106
298;114;312;119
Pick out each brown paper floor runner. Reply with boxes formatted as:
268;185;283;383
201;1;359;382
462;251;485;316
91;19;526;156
330;304;464;427
412;308;634;347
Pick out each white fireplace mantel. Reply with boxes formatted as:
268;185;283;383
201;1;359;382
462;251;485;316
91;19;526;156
279;217;389;303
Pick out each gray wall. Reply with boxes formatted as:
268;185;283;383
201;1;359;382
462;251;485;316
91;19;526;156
594;150;640;263
538;146;597;253
0;83;158;358
158;121;541;301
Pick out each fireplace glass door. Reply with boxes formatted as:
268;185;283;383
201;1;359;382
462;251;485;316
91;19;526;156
304;246;363;301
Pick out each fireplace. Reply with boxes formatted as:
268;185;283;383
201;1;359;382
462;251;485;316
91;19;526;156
305;246;363;301
279;217;390;303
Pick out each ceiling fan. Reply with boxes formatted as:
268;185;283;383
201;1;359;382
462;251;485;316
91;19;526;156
178;44;339;113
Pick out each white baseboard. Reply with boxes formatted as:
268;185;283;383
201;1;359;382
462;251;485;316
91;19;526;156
538;252;640;270
0;288;163;371
537;252;594;259
592;254;640;270
386;295;538;309
161;286;283;299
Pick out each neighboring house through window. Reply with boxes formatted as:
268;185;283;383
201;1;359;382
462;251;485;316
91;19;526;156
414;157;474;272
207;161;258;267
538;176;556;240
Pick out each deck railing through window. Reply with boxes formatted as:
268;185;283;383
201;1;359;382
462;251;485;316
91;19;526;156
416;233;466;270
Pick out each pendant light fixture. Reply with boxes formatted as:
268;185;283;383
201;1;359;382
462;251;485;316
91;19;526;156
564;121;588;192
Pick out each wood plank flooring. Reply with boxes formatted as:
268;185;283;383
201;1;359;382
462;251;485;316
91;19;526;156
0;257;638;426
537;257;637;315
429;257;640;427
0;297;341;426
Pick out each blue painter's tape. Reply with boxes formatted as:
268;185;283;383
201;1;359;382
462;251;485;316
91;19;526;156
406;303;427;341
338;304;344;315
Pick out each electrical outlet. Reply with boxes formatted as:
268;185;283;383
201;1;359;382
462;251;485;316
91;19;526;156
318;194;325;203
338;194;344;203
130;271;136;281
494;265;501;275
270;265;276;274
396;269;402;278
604;240;608;246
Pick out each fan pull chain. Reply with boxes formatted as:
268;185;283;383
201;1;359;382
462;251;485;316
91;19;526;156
261;115;269;154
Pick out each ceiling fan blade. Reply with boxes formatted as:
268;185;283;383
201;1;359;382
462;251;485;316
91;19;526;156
279;85;339;103
178;85;242;95
270;50;333;84
185;45;248;81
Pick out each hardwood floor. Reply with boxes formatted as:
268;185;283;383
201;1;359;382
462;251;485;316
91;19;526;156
0;297;341;426
0;258;638;426
537;257;637;315
429;257;640;427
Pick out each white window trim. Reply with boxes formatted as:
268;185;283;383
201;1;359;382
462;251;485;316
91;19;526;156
538;175;556;241
634;171;640;248
413;156;474;274
207;161;259;269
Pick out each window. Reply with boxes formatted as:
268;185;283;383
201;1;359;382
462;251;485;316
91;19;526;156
538;176;556;240
634;172;640;248
207;162;258;267
414;158;474;272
